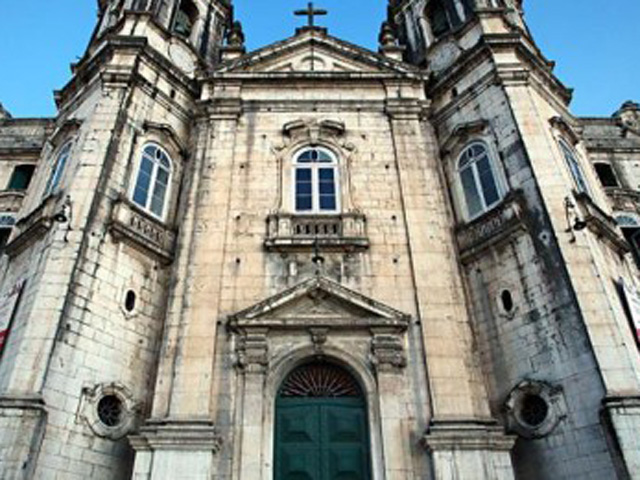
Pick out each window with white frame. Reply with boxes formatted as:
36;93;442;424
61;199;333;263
294;147;339;213
458;142;502;219
131;144;172;219
44;142;72;197
559;140;589;195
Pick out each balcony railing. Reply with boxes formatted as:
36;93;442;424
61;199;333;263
455;191;527;262
265;212;369;252
110;198;177;263
0;190;26;213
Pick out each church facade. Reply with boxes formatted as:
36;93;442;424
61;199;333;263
1;0;640;478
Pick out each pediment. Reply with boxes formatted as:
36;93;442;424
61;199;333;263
216;31;418;76
229;276;409;331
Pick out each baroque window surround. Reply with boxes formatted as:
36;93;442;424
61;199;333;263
265;119;368;252
109;123;184;263
441;121;508;223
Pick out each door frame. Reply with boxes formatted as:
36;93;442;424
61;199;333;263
259;345;386;480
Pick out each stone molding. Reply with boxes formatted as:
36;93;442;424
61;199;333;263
423;420;516;452
109;197;177;263
6;194;62;257
129;419;223;452
264;211;369;252
455;190;528;262
574;192;630;255
229;276;410;374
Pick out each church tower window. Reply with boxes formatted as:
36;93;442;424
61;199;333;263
559;140;589;195
172;0;198;38
44;141;72;197
131;144;172;219
294;147;339;213
427;0;463;39
458;142;502;219
7;165;35;191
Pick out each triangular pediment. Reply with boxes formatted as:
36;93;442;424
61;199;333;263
229;276;409;330
216;30;419;76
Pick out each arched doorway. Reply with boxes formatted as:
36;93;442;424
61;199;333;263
274;361;371;480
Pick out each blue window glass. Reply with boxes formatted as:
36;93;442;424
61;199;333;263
45;142;72;196
294;148;338;213
132;144;172;219
458;142;502;219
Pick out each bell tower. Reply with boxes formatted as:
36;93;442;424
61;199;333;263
91;0;233;68
388;1;640;479
390;0;527;66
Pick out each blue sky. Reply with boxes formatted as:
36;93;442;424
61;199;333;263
0;1;637;117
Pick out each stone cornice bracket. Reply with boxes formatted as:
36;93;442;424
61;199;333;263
440;119;490;156
129;420;223;453
47;119;83;150
234;328;269;373
422;420;516;452
549;115;583;145
370;330;407;372
142;121;188;157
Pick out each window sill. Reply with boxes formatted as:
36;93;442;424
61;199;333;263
109;198;177;264
264;211;369;253
5;193;62;257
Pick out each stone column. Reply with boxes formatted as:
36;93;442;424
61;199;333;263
385;91;515;478
131;98;243;477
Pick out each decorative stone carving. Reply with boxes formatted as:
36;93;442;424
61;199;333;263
264;211;369;252
370;331;407;371
309;327;329;352
504;379;566;439
79;382;141;440
109;197;177;263
455;190;528;262
235;328;269;373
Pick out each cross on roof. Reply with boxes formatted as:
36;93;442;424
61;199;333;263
294;2;328;28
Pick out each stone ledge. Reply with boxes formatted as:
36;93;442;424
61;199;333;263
423;420;516;452
129;419;223;452
5;194;61;257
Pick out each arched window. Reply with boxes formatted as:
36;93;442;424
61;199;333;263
559;140;589;194
172;0;198;38
458;142;502;219
45;142;72;196
294;147;339;213
131;144;172;219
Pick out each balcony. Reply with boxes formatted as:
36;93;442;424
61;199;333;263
455;191;527;263
5;194;60;257
264;211;369;252
0;190;26;213
109;198;177;263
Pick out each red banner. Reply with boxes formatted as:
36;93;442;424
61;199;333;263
0;280;25;355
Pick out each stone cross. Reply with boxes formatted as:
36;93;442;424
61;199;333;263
294;2;328;28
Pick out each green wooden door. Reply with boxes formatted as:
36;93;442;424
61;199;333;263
275;397;370;480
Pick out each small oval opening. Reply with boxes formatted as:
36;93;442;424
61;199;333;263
500;290;514;313
124;290;136;313
520;394;549;427
97;395;123;427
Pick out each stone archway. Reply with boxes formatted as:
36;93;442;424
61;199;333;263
274;361;371;480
